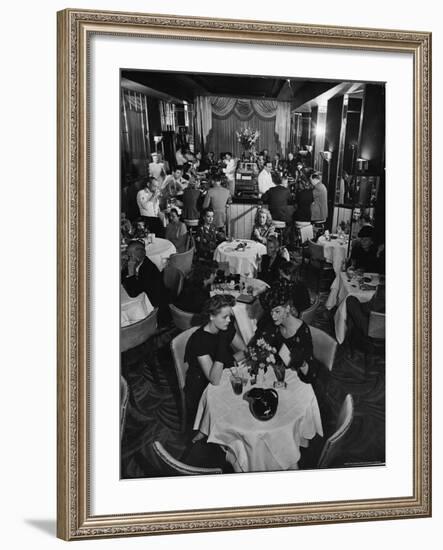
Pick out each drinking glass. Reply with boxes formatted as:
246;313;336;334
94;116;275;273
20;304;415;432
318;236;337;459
230;374;243;395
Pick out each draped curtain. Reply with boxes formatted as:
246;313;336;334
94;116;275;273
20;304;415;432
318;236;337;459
207;113;277;158
194;96;291;155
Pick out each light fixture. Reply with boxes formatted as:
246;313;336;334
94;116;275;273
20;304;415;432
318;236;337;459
320;151;332;162
356;157;369;171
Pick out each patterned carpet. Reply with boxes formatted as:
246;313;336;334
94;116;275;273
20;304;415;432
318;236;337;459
121;273;385;479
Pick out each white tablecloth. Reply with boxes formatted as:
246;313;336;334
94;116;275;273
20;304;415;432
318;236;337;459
317;236;348;275
120;286;153;327
194;369;323;473
325;271;378;343
214;239;267;277
144;237;176;272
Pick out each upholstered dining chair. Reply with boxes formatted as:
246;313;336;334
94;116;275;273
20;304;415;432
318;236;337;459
309;325;338;371
163;265;185;300
168;246;195;277
152;441;222;475
299;293;321;325
120;307;158;353
307;239;334;292
317;394;354;468
169;304;195;331
170;326;199;432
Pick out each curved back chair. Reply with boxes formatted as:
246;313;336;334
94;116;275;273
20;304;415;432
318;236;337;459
309;325;338;371
169;304;195;331
152;441;222;475
299;293;321;325
168;246;195;277
317;394;354;468
163;265;185;300
120;376;129;441
170;326;199;432
120;307;158;353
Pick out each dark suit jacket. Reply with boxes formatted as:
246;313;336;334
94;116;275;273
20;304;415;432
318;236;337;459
258;253;287;286
261;185;292;222
121;256;165;307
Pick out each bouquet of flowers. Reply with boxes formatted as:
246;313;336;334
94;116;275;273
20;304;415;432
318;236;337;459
247;338;277;376
236;127;260;149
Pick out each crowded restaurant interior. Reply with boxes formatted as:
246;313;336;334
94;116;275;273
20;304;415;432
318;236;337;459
120;69;386;478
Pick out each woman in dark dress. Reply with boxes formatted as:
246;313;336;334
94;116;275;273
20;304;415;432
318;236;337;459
250;285;318;384
257;235;288;286
184;294;236;430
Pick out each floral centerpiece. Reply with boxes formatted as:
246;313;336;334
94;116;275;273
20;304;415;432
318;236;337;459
247;337;287;387
236;127;260;156
247;338;276;379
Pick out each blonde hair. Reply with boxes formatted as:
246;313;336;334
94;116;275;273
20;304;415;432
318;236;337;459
254;207;273;227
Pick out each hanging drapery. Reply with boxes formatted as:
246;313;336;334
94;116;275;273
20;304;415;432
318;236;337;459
275;102;291;156
207;113;277;158
194;96;213;152
194;95;291;154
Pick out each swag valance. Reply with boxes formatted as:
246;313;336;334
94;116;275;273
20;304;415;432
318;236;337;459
195;96;291;155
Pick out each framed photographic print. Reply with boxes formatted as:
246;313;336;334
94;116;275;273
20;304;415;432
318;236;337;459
57;8;431;540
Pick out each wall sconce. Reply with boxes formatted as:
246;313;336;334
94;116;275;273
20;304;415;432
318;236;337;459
320;151;332;162
356;157;369;172
153;135;163;152
305;145;313;153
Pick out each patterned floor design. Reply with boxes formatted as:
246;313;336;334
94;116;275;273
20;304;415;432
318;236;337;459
121;274;385;479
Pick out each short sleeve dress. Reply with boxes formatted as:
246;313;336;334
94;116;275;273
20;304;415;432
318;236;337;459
184;323;235;428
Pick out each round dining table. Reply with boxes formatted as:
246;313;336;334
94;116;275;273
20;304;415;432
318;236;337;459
317;235;348;274
120;285;153;327
194;368;323;473
326;271;378;343
144;237;176;272
213;239;267;277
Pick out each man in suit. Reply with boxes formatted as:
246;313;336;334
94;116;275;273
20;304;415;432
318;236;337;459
261;176;293;223
121;240;165;308
272;153;285;174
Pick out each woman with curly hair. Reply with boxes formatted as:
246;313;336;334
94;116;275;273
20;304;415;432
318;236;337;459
251;207;275;244
184;294;236;428
250;285;319;384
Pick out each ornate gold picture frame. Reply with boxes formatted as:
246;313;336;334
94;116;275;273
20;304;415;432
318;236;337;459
57;8;431;540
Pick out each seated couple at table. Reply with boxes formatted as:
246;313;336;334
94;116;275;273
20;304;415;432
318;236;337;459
184;288;318;435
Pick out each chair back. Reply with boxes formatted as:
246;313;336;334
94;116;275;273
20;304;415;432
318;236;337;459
273;220;287;229
308;239;326;262
309;325;338;371
168;246;195;277
120;307;158;353
163;265;184;299
299;294;321;325
318;394;354;468
171;326;199;431
299;224;314;243
368;311;386;340
169;304;195;331
120;376;129;440
184;219;199;227
152;441;222;475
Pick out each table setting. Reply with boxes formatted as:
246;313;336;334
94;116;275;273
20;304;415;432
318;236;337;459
213;238;267;277
317;231;349;274
143;236;176;271
193;349;323;473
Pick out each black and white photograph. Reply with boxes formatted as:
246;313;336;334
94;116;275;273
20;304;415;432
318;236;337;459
119;69;386;478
